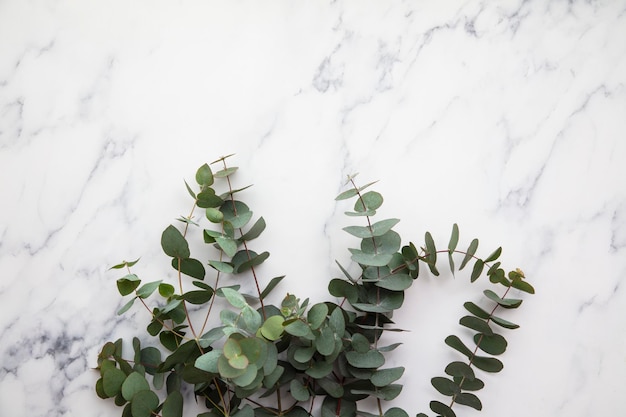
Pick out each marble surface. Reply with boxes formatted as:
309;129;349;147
1;1;625;416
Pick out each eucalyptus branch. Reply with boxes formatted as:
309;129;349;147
96;159;534;417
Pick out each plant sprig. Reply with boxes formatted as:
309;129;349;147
96;158;534;417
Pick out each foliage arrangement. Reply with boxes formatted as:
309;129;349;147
95;155;534;417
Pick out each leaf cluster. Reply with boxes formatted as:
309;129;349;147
96;158;534;417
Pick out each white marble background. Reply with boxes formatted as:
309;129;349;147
1;1;625;416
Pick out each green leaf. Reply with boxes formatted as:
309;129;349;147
162;391;183;417
172;257;206;280
307;303;329;329
260;276;285;300
221;287;247;309
182;290;213;304
140;347;162;375
195;350;221;374
456;376;484;391
470;259;484;282
459;238;479;270
474;333;507;355
117;274;140;296
305;360;333;378
315;326;336;356
317;377;344;398
352;290;404;313
321;397;356;417
355;191;383;213
375;273;413;291
371;218;400;236
444;335;473;358
370;367;404;387
511;278;535;294
197;189;223;208
130;390;159;417
459;316;493;335
232;250;270;273
335;188;359;201
109;258;140;270
349;249;393;267
215;236;238;257
328;279;358;303
208;260;234;274
196;163;214;186
136;281;162;299
329;307;345;336
240;217;266;242
161;225;190;259
102;367;126;397
343;225;373;238
117;297;136;315
184;180;196;199
205;207;224;223
384;408;409;417
484;247;502;262
483;289;523;308
463;301;490;319
445;361;475;380
431;376;460;396
472;355;504;373
260;315;284;341
121;372;150;401
346;349;385;368
429;401;456;417
199;326;226;348
448;223;459;252
221;200;253;229
159;283;175;297
218;355;247;378
425;231;437;265
455;392;482;410
361;230;401;255
448;252;455;276
284;319;312;338
490;314;520;330
290;379;310;401
214;166;239;178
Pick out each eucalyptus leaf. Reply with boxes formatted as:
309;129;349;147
121;372;150;401
455;392;482;410
162;391;183;417
459;239;479;270
117;297;136;315
117;274;140;296
448;223;459;252
484;247;502;262
290;379;310;402
370;367;405;387
130;390;159;417
431;376;460;396
473;333;507;355
483;289;523;308
470;259;484;282
102;367;126;397
260;276;285;300
161;225;190;259
429;400;456;417
196;163;214;186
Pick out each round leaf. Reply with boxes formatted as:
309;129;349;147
130;390;159;417
121;372;150;401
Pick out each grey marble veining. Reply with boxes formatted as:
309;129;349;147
1;1;625;416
